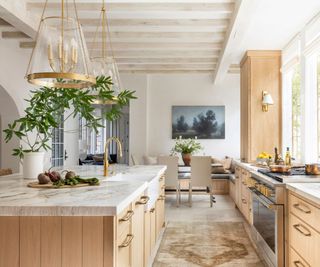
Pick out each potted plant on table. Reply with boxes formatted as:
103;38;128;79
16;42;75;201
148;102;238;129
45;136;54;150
4;76;136;179
171;137;203;166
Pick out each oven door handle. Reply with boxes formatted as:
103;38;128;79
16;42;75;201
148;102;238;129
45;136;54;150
249;187;281;210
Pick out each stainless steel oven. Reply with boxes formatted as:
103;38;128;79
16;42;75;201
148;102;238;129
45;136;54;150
249;186;284;267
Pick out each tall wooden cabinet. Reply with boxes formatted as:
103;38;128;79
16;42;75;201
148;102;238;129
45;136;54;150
240;51;282;162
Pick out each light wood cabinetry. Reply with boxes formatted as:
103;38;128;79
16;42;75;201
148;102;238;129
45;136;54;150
235;166;241;207
234;165;252;224
288;192;320;267
0;180;166;267
229;180;235;202
240;51;282;162
132;195;148;267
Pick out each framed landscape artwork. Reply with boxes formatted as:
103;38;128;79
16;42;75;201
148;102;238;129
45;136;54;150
172;106;225;139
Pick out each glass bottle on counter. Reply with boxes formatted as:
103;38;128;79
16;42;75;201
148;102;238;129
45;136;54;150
285;147;292;166
274;147;279;164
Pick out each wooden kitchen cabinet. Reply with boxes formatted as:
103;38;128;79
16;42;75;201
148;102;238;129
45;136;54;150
235;166;241;208
132;195;148;267
288;192;320;267
234;165;252;224
144;211;151;267
240;51;282;162
150;205;156;252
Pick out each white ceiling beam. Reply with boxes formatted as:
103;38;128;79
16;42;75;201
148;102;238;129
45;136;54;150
90;50;220;58
27;0;234;3
27;2;235;12
82;25;228;33
80;18;230;27
20;41;223;50
213;0;260;84
119;69;215;74
0;0;38;38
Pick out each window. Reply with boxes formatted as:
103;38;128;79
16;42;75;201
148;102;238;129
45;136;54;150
291;64;302;161
317;56;320;160
52;116;64;167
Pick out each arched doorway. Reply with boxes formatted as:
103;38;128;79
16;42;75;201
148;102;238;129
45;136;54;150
0;85;20;172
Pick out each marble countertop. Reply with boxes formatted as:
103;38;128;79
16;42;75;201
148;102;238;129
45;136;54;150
234;160;320;187
0;165;166;216
286;183;320;205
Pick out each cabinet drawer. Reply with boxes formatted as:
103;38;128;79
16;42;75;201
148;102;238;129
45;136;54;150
289;193;320;233
289;214;320;266
117;230;133;267
289;247;310;267
117;205;134;238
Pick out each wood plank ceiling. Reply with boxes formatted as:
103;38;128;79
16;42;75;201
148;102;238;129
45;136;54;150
1;0;240;74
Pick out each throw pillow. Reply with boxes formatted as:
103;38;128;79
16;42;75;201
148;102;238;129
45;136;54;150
222;157;232;170
211;166;227;174
211;157;223;164
93;155;104;162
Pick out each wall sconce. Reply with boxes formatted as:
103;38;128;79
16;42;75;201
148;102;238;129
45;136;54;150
262;91;274;112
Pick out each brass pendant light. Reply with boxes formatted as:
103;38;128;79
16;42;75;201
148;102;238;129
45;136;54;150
26;0;96;89
90;0;122;103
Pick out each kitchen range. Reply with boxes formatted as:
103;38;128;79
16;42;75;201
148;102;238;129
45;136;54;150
234;161;320;267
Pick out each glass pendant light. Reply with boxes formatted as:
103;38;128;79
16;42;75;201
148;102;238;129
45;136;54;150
26;0;96;89
90;0;122;101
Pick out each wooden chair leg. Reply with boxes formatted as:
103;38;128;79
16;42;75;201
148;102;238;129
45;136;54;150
176;181;180;207
189;181;192;207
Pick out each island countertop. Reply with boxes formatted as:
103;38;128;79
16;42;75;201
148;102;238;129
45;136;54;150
0;165;166;216
286;183;320;206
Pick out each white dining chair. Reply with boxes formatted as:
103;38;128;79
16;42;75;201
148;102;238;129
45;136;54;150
191;156;215;207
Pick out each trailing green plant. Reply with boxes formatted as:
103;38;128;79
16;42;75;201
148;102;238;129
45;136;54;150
170;137;203;155
4;75;136;158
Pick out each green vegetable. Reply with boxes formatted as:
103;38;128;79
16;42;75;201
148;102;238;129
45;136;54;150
53;176;100;188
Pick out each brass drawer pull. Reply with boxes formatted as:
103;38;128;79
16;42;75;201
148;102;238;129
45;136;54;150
293;203;311;214
158;195;165;201
119;210;134;222
294;260;306;267
161;185;166;189
136;196;150;205
119;234;134;248
159;175;164;182
293;224;311;237
242;198;247;204
150;208;155;213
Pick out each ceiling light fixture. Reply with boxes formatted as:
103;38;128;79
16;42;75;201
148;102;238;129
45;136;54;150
90;0;122;103
26;0;96;89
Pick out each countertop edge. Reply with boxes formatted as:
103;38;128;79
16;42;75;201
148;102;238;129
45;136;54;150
286;184;320;206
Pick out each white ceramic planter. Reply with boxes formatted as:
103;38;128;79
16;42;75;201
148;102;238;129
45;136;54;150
23;152;45;179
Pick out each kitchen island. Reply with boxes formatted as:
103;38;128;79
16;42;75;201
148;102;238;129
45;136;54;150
0;165;166;267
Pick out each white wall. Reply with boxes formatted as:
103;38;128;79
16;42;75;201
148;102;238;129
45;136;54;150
122;74;149;165
0;86;20;172
123;73;240;163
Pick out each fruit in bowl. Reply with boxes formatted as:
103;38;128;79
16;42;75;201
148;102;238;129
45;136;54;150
256;152;272;165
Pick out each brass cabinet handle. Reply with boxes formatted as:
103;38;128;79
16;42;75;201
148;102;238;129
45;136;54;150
161;185;166;190
158;195;165;201
150;208;155;213
136;196;150;205
294;260;306;267
293;203;311;214
293;224;311;237
118;234;134;248
159;176;164;182
119;210;134;222
242;198;247;204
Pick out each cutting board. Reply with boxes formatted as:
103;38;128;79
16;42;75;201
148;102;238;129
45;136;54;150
27;181;97;189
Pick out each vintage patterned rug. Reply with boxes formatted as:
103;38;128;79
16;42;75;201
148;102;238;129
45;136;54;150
153;221;265;267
